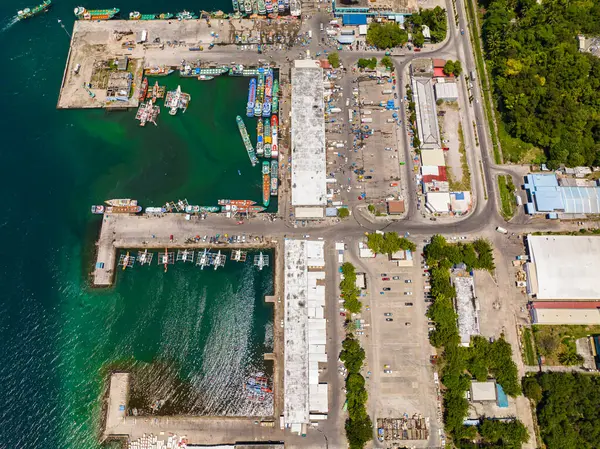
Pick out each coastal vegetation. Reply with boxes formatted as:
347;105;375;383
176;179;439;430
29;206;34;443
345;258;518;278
481;0;600;166
366;232;416;256
525;373;600;449
423;235;525;446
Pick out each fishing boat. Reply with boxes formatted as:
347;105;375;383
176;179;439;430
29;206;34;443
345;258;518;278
278;0;284;12
198;206;220;213
139;77;148;101
105;199;138;206
236;116;258;166
218;199;257;206
272;78;279;114
257;0;266;14
17;0;51;20
74;6;119;20
271;114;279;158
144;66;174;76
262;161;270;207
264;117;272;158
129;12;174;20
135;99;160;126
257;119;264;156
198;75;214;81
165;85;190;115
247;78;256;117
106;205;142;214
176;10;198;20
91;205;105;214
148;81;165;101
232;0;239;12
244;0;252;14
252;0;258;14
265;70;273;98
254;99;262;118
290;0;300;16
270;160;278;196
284;0;289;9
262;101;271;117
145;206;166;213
265;0;273;13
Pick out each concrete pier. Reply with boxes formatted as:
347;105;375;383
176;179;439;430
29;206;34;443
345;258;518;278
104;372;130;438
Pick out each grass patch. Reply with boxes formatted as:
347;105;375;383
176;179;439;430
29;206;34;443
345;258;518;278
447;123;471;191
532;325;600;365
521;327;537;366
497;174;516;221
465;0;502;164
497;122;544;164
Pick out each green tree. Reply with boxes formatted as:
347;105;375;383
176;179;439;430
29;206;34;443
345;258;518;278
380;56;394;69
558;351;584;366
366;232;416;255
479;419;529;448
412;31;425;48
366;23;408;49
345;414;373;449
443;60;455;75
328;52;340;68
522;377;542;402
452;60;463;76
340;337;365;373
338;207;350;218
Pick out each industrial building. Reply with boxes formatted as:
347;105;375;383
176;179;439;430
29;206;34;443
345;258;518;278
524;173;600;215
530;301;600;325
470;381;497;402
434;82;459;102
411;77;441;150
425;192;450;213
526;235;600;301
283;240;328;435
291;60;327;217
420;148;445;166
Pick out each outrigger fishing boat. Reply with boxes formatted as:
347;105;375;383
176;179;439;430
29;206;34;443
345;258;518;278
17;0;51;21
270;160;278;196
236;116;258;166
262;161;270;207
176;10;198;20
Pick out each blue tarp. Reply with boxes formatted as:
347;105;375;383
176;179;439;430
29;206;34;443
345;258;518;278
342;14;367;25
496;384;509;408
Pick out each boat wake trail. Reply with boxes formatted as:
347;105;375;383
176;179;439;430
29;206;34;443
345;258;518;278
1;16;18;33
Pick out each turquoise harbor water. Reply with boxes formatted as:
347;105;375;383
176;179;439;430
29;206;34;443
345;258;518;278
0;1;277;447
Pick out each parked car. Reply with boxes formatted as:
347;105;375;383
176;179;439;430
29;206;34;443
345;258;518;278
386;318;393;322
405;279;412;283
364;175;372;179
404;302;413;306
380;273;388;277
383;369;393;374
382;277;390;281
404;292;413;296
384;364;390;369
425;299;433;303
384;313;393;316
392;276;400;280
383;287;391;291
405;322;411;326
340;312;346;317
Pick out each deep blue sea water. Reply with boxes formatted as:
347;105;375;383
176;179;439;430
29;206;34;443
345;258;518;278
0;2;276;447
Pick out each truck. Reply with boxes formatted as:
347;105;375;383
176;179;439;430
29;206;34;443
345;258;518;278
361;117;373;123
495;226;508;234
382;89;393;95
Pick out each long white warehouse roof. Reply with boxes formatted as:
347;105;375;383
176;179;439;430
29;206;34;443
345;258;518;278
527;235;600;300
292;60;327;206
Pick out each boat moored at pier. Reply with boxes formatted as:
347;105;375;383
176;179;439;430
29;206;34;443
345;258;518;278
262;161;270;207
106;205;142;214
105;199;138;207
247;78;256;117
91;205;105;214
236;116;258;166
74;6;119;20
270;160;278;196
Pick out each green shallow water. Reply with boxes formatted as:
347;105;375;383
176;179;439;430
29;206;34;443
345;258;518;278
0;1;278;447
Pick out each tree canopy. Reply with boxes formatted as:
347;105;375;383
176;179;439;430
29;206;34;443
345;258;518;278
482;0;600;166
407;7;448;45
328;52;340;68
357;57;377;70
366;23;408;49
340;262;361;314
337;207;350;218
366;232;416;255
380;56;394;70
443;59;463;76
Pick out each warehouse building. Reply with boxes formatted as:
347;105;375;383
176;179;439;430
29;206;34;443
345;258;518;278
452;268;480;346
411;76;441;150
434;82;459;102
524;173;600;215
526;235;600;301
284;240;328;435
530;301;600;325
292;60;327;218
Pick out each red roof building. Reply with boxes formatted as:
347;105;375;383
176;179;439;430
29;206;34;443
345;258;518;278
422;166;448;183
433;58;446;68
433;67;455;78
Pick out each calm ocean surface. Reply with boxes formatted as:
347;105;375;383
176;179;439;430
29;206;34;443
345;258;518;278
0;1;275;447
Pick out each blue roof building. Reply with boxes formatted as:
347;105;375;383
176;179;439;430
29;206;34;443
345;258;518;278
524;173;600;215
342;14;367;25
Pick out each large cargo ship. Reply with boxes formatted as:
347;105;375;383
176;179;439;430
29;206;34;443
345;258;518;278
270;160;278;196
262;161;271;207
271;115;279;159
129;11;174;20
17;0;51;21
247;78;256;117
237;116;259;166
105;199;138;206
106;205;142;214
256;119;264;156
74;6;119;20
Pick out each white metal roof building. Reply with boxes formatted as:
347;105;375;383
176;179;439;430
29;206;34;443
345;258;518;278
453;272;479;346
420;148;446;166
426;192;451;213
284;240;328;434
434;82;459;101
411;77;441;150
470;381;497;402
527;235;600;300
292;60;327;208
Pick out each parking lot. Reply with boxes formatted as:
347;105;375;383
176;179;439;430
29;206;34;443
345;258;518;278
346;243;441;447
